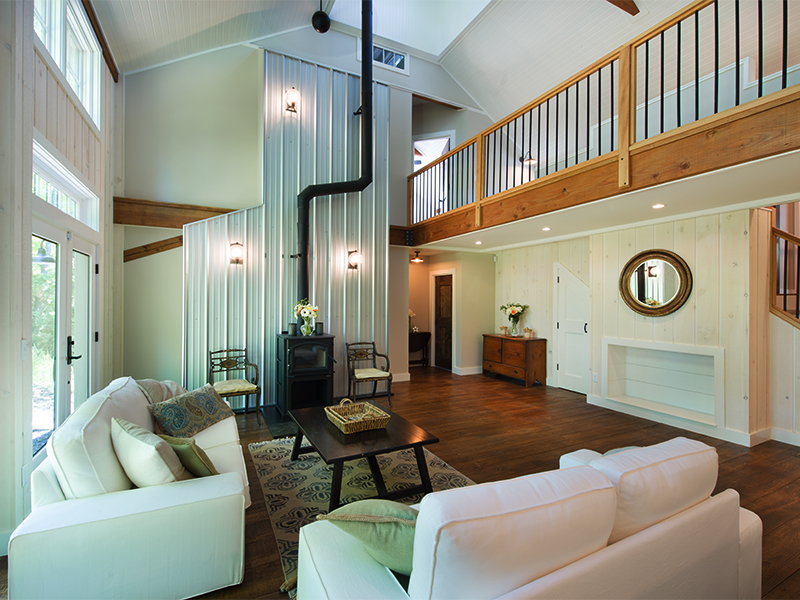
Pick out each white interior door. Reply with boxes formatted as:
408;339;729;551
556;265;590;394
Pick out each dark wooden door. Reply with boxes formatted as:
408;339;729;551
434;275;452;370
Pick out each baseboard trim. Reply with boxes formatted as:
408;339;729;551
586;395;769;447
452;366;483;376
766;427;800;447
393;372;411;383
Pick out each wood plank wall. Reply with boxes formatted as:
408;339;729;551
496;209;767;438
33;46;103;191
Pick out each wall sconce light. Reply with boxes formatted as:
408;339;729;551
285;87;300;113
410;250;423;263
348;250;362;269
647;264;660;278
519;151;537;165
230;242;244;265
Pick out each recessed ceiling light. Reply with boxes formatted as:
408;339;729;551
653;203;665;209
542;227;551;232
475;241;482;245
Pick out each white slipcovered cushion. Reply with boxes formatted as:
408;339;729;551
408;466;616;600
46;377;150;499
110;418;192;487
589;436;718;543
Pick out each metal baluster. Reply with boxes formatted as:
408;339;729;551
598;66;602;154
545;99;550;175
660;30;665;134
784;239;789;311
758;0;763;98
586;77;590;160
611;62;615;150
695;11;700;121
735;0;740;106
714;0;719;114
678;20;682;126
645;40;650;140
537;104;542;179
565;86;570;167
782;0;788;90
555;93;560;172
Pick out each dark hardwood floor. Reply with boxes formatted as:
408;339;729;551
210;368;800;599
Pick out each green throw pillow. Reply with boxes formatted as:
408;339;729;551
149;383;234;437
316;499;418;575
158;434;219;477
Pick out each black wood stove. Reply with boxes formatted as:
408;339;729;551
276;333;335;416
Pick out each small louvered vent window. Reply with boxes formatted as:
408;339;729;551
358;39;409;75
373;45;406;71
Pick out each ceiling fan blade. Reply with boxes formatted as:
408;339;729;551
606;0;640;16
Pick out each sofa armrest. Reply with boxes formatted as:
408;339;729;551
298;520;409;600
739;507;762;600
9;472;246;600
559;449;603;468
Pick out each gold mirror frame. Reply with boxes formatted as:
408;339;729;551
619;249;693;317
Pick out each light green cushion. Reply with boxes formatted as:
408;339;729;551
316;499;418;575
158;434;219;477
149;383;234;437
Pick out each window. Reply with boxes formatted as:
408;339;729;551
33;0;101;127
357;39;410;76
33;138;99;230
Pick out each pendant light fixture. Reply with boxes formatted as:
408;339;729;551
410;250;423;263
312;0;331;33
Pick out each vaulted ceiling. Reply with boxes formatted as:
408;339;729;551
92;0;696;122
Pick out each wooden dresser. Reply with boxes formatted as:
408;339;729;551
482;334;546;387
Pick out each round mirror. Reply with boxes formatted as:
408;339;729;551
619;250;692;317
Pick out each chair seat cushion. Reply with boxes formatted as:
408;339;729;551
213;379;258;395
354;368;391;380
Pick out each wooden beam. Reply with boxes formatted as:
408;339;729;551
606;0;640;16
113;197;234;229
81;1;119;83
389;226;412;246
123;235;183;262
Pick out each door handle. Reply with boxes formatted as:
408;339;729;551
584;323;588;334
67;335;82;365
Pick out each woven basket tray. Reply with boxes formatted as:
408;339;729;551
325;399;390;434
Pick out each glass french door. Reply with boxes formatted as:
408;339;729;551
31;220;94;457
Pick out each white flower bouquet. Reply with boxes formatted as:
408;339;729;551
293;299;319;335
500;302;529;335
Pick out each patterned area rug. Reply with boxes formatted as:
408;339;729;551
249;437;474;583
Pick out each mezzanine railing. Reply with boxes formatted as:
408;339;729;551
408;0;798;228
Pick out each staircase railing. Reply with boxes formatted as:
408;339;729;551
772;226;800;327
408;0;799;229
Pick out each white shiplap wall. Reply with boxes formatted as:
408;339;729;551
184;51;390;406
496;209;767;443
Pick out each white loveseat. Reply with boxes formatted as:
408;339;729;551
297;437;762;600
8;376;251;600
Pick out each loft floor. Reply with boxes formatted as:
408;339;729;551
207;367;800;599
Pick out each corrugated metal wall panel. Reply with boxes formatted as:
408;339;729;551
184;49;390;407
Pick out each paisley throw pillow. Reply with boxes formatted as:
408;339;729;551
149;383;234;437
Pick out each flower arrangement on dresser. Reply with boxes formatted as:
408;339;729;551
500;302;529;336
294;299;319;336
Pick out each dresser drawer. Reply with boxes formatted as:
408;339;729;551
483;360;525;380
483;336;502;362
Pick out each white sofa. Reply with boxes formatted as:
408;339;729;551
8;376;251;600
297;437;762;600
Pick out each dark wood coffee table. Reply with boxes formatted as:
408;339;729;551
289;403;439;512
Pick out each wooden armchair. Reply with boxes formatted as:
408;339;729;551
208;348;262;423
345;342;392;406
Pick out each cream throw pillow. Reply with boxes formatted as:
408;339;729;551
110;418;193;487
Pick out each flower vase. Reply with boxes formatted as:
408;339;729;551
510;320;518;336
301;318;314;336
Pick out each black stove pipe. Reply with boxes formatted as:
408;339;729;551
296;0;373;304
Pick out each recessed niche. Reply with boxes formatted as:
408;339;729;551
602;338;725;426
